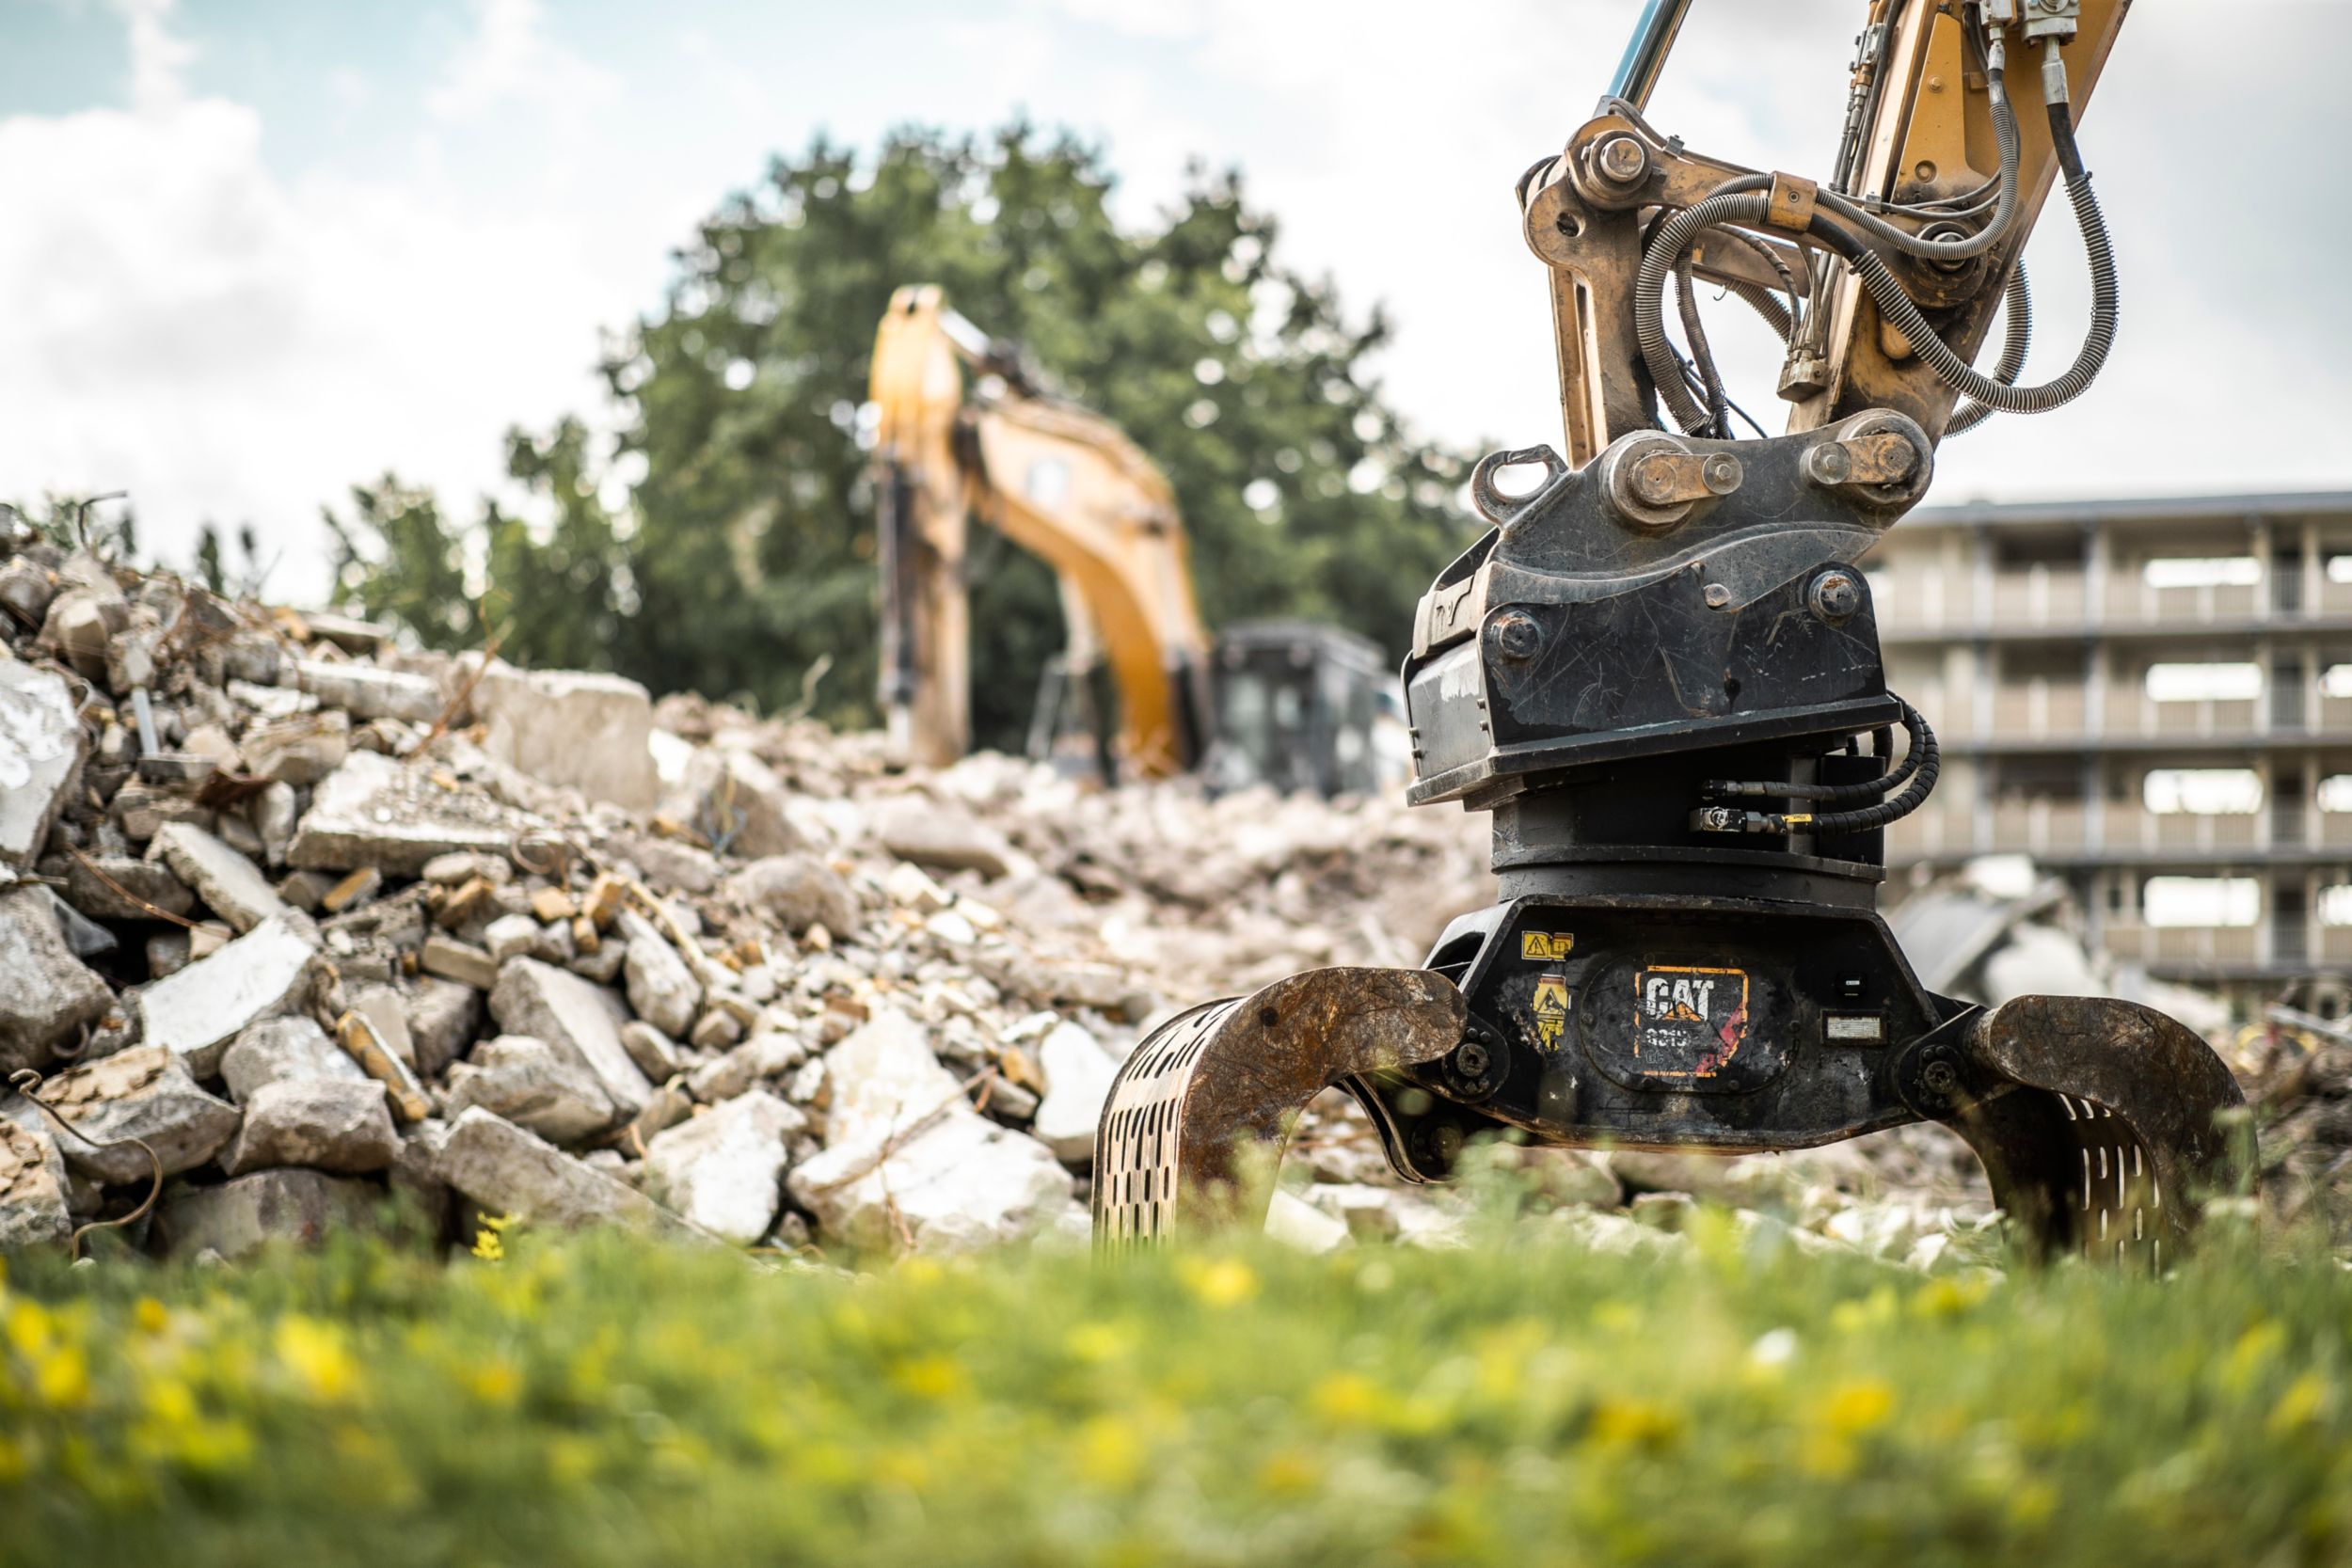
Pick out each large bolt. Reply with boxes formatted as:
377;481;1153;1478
1922;1058;1960;1098
1452;1039;1492;1080
1596;134;1649;185
1700;453;1742;495
1490;610;1543;662
1805;442;1854;485
1809;569;1863;622
1631;452;1683;506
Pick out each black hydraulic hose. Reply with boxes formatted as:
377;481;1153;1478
1692;702;1941;838
1946;261;2032;435
1676;255;1732;436
1806;139;2116;415
1704;699;1932;805
1811;33;2023;263
1635;181;1772;431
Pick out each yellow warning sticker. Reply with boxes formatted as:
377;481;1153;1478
1520;931;1576;962
1530;973;1571;1051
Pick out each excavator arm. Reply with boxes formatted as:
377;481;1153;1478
869;286;1212;778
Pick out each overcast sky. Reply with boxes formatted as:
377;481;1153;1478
4;0;2346;602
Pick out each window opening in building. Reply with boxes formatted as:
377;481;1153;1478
2145;662;2261;703
2323;776;2352;815
2143;769;2262;815
2143;876;2260;928
2143;557;2258;589
2319;885;2352;927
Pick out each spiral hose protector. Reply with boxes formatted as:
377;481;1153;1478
1809;159;2115;415
1706;700;1931;805
1803;704;1939;836
1946;261;2032;435
1813;46;2022;263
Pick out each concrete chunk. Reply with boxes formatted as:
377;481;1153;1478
0;663;87;870
0;887;116;1074
725;854;859;938
643;1090;805;1244
221;1078;398;1176
421;935;499;990
219;1015;369;1103
873;795;1014;878
239;710;350;785
155;1169;379;1260
489;958;651;1117
294;658;442;723
435;1108;698;1236
442;1035;614;1144
40;1045;242;1183
62;853;194;923
137;913;319;1079
1033;1021;1120;1163
670;748;801;858
472;663;660;810
0;1115;72;1251
402;977;480;1077
290;751;545;877
618;910;702;1037
150;821;291;934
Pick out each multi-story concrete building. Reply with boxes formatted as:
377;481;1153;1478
1870;490;2352;1010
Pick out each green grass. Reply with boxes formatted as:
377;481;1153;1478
1;1214;2347;1567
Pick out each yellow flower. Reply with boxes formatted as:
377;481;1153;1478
1819;1378;1896;1436
1586;1395;1685;1451
1309;1370;1381;1427
891;1354;969;1402
1073;1416;1143;1488
1180;1257;1258;1308
470;1226;506;1262
134;1297;170;1336
466;1359;523;1406
1065;1322;1132;1364
34;1345;89;1410
275;1316;363;1403
1259;1448;1321;1494
2269;1371;2329;1434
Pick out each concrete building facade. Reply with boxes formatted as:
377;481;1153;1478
1869;491;2352;1008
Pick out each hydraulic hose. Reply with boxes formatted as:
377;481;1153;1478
1811;33;2022;264
1946;260;2031;435
1634;181;1772;431
1703;699;1932;806
1692;701;1941;838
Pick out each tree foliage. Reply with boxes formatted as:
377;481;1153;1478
328;122;1475;745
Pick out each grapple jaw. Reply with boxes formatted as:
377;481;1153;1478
1899;995;2251;1265
1092;967;1466;1244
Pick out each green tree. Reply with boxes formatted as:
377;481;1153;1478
330;122;1475;745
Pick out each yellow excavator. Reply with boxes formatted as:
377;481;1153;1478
1094;0;2254;1265
867;287;1402;796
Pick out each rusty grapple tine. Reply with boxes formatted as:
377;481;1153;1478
1092;967;1467;1244
1910;995;2250;1266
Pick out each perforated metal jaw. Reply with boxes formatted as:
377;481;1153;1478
1092;967;1468;1244
1900;995;2251;1267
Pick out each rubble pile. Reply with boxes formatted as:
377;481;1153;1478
2243;1006;2352;1233
0;529;1515;1260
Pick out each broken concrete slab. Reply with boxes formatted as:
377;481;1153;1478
40;1045;243;1182
149;821;292;933
0;887;117;1073
402;977;479;1078
154;1168;380;1260
872;795;1014;878
0;662;87;870
643;1089;805;1244
488;958;651;1117
725;854;859;939
472;662;660;810
442;1034;614;1144
62;852;195;923
670;747;801;858
221;1077;399;1176
618;910;701;1037
293;658;442;724
290;751;545;877
1032;1021;1120;1163
238;710;350;785
137;913;319;1079
219;1015;370;1103
619;1020;682;1083
434;1108;699;1236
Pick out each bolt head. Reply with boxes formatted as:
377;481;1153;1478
1703;583;1733;609
1922;1059;1960;1096
1809;570;1863;621
1596;134;1648;184
1490;610;1543;661
1805;443;1854;484
1700;453;1742;495
1630;454;1679;504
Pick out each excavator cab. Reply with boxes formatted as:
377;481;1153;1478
1201;623;1406;800
1094;0;2251;1263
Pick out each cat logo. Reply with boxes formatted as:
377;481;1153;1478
1520;930;1576;962
1631;964;1750;1077
1529;973;1571;1051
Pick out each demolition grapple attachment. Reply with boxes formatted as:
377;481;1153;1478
1092;415;2251;1261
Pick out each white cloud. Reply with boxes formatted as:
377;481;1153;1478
426;0;618;123
0;2;631;598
